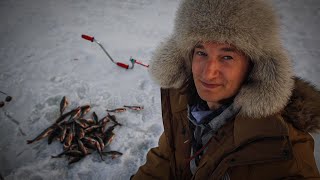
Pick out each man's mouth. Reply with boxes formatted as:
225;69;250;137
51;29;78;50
200;81;222;89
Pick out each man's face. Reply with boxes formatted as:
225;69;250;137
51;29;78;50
192;42;250;109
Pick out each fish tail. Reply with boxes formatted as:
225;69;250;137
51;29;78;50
99;153;104;161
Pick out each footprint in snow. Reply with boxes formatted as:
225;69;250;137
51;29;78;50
49;76;64;83
102;91;111;101
76;83;89;100
134;93;145;104
45;95;62;107
138;79;152;92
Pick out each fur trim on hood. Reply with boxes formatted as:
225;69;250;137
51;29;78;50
149;0;295;118
283;77;320;133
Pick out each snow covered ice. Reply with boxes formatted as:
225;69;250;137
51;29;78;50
0;0;319;179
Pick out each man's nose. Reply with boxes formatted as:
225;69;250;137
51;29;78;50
202;58;221;79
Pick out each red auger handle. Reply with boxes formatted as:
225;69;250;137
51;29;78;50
134;60;149;68
81;34;94;42
116;62;129;69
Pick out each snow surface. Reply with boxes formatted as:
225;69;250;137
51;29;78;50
0;0;319;179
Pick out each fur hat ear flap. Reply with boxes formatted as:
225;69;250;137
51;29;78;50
149;36;190;89
235;54;294;118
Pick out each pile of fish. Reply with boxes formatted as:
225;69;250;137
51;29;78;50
26;96;143;165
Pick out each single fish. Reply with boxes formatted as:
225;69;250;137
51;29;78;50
80;105;91;116
84;118;96;125
60;96;69;115
68;156;83;165
65;150;84;157
26;125;56;144
48;125;62;144
100;123;109;133
71;123;76;137
77;139;89;155
93;133;104;141
65;107;82;123
84;125;101;134
69;144;78;150
59;125;67;142
98;116;110;125
76;125;85;139
103;131;115;146
95;136;105;151
83;141;96;150
92;112;99;124
106;108;126;113
107;113;122;126
104;123;117;134
102;151;123;159
96;141;104;161
51;147;78;158
63;127;74;150
83;136;98;145
98;116;111;133
123;105;144;111
75;118;90;129
56;108;80;124
83;137;98;150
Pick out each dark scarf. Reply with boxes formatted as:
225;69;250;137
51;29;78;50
187;100;240;174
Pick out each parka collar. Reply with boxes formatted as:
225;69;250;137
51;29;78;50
282;77;320;133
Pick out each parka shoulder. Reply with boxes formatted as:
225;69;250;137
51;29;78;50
282;77;320;133
230;123;320;179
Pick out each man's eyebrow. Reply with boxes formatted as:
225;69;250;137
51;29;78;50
220;47;236;52
195;44;204;49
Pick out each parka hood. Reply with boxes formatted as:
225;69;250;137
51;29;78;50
283;77;320;133
149;0;295;118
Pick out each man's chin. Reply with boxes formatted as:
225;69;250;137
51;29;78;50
198;93;222;103
199;93;234;105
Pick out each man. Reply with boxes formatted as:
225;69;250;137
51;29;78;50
132;0;320;179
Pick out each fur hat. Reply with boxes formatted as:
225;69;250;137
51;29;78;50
149;0;295;118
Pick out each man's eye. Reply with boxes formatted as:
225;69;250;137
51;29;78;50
196;51;207;56
222;56;233;60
